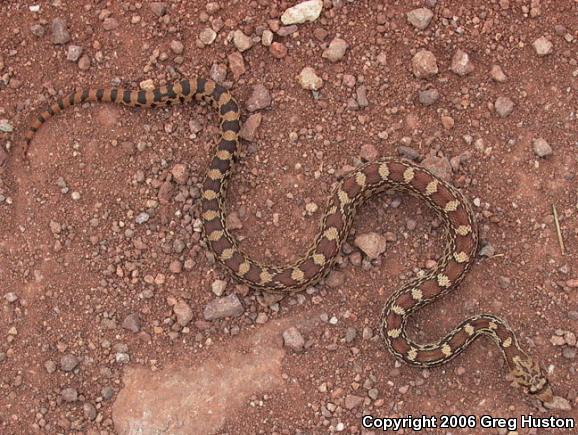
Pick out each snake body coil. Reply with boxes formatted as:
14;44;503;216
24;78;558;407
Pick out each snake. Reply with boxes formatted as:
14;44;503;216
22;77;562;409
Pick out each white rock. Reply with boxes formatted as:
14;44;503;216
281;0;323;25
406;8;433;30
411;50;438;78
532;138;552;157
533;36;552;56
354;232;387;260
450;49;474;76
322;37;348;62
298;67;323;90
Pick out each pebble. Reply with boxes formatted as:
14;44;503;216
4;292;18;303
344;394;364;409
60;354;79;372
344;327;357;343
356;86;369;107
354;232;387;259
479;243;495;257
122;313;141;333
277;25;298;37
450;49;474;76
170;40;184;55
61;387;78;403
102;18;119;31
398;146;420;160
406;8;434;30
494;96;514;117
99;386;113;401
199;28;217;45
412;50;438;78
360;144;378;161
210;63;227;83
533;36;553;56
282;327;305;352
298;67;323;90
322;38;348;62
0;120;12;133
233;30;253;52
240;113;262;141
66;45;83;62
173;299;193;326
171;163;188;184
270;42;288;59
326;270;345;288
490;65;507;82
211;279;227;296
228;52;246;80
50;18;70;45
281;0;323;25
441;115;455;129
418;88;439;105
135;212;150;224
78;55;91;71
30;24;45;37
150;2;167;17
261;30;274;46
204;294;244;320
246;84;272;112
421;155;452;181
532;138;552;157
83;402;97;421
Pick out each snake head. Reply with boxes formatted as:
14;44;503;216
509;355;551;400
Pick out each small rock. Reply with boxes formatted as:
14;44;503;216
61;387;78;403
66;45;83;62
354;232;387;259
450;49;474;76
240;113;262;141
344;394;364;410
211;279;227;296
490;65;507;82
397;146;420;161
298;67;323;90
412;50;438;78
101;386;115;400
494;96;514;117
204;294;244;320
50;18;70;45
277;25;298;37
228;52;246;80
356;85;369;107
270;42;288;59
135;212;150;224
282;327;305;352
246;84;272;112
30;24;45;37
440;115;455;129
103;18;119;31
533;36;553;56
173;299;193;326
233;30;253;52
83;402;97;421
4;292;18;303
360;144;379;161
170;40;184;55
150;2;167;17
78;55;91;71
418;88;439;105
261;29;274;46
122;313;141;333
199;28;217;45
210;63;227;83
421;155;452;181
406;8;433;30
281;0;323;25
326;270;345;288
44;360;57;373
60;354;79;372
171;163;188;184
532;138;552;157
322;37;348;62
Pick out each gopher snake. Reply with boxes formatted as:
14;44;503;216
23;78;561;408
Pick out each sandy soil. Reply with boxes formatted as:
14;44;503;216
0;1;576;434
